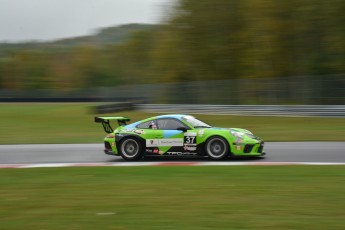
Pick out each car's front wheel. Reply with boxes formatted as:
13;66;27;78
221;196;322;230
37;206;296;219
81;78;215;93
205;136;229;160
119;137;143;161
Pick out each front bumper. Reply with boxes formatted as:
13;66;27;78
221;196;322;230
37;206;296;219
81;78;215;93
232;141;265;156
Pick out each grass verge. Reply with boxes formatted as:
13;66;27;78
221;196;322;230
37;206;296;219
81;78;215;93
0;166;344;229
0;103;344;144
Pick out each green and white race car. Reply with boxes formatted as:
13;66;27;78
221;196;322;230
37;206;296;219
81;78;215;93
95;114;265;161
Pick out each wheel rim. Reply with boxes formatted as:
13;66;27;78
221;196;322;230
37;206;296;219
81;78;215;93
121;139;139;158
207;138;227;158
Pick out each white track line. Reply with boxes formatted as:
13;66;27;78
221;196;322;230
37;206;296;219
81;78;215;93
0;162;345;168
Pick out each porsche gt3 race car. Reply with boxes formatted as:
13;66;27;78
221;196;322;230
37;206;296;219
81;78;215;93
95;114;265;161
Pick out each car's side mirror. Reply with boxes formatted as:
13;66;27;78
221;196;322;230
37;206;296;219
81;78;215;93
177;127;188;132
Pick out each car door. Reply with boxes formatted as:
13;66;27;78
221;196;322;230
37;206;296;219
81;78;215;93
156;118;197;155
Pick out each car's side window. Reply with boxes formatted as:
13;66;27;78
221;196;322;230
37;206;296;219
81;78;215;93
157;118;189;130
136;121;151;129
136;120;157;129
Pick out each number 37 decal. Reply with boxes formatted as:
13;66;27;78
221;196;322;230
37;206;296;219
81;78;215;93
184;132;197;144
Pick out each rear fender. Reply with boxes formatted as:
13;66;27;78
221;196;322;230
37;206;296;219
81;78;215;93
115;133;145;153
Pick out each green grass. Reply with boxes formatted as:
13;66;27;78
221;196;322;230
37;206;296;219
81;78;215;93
0;103;344;144
0;166;344;229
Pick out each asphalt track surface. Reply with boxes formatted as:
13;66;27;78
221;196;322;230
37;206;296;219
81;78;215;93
0;142;344;164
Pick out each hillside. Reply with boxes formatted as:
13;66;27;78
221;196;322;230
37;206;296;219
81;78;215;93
0;23;157;52
51;23;157;47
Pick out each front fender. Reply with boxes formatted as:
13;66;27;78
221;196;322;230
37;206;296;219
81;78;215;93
200;130;233;152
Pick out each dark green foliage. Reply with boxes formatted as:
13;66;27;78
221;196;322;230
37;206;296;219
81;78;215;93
156;0;345;80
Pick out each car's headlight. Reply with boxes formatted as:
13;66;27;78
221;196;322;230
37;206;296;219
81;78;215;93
245;133;257;139
230;129;245;140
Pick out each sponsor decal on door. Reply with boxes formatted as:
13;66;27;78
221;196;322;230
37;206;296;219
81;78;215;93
146;138;183;147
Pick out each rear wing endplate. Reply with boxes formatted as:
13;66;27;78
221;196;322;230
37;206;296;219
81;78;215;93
95;117;130;133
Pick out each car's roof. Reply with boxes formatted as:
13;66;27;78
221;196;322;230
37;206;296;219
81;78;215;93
155;114;189;120
125;114;191;128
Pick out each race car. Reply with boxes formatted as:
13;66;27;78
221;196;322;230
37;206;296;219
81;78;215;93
95;114;265;161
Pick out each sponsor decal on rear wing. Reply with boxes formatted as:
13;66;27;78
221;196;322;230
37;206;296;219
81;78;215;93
94;117;130;133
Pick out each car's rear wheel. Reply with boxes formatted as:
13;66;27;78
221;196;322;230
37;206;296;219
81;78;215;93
119;137;143;161
205;136;229;160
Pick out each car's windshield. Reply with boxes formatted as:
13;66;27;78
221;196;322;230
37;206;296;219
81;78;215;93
182;116;212;128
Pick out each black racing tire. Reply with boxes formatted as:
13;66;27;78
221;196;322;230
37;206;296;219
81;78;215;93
205;136;229;160
119;137;143;161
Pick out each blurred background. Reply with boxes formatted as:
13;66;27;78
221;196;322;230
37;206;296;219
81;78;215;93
0;0;344;105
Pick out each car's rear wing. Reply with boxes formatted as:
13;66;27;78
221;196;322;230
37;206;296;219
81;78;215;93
95;116;130;133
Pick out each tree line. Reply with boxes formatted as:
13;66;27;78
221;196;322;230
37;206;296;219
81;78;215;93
0;0;344;92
